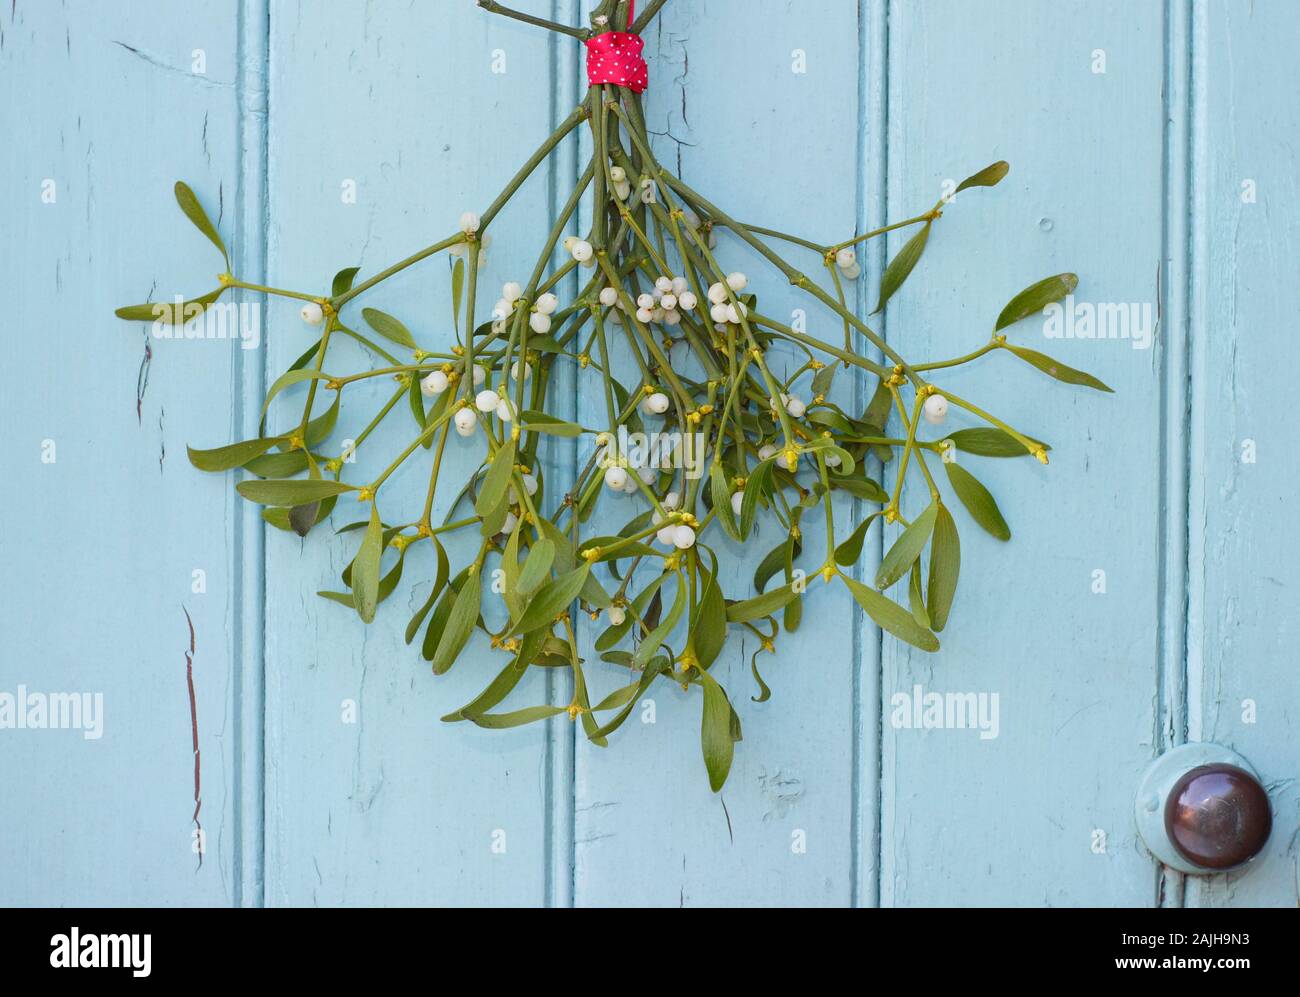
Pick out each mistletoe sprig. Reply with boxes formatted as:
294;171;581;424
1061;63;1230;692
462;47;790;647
116;0;1110;791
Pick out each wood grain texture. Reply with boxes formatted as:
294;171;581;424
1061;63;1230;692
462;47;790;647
0;0;249;905
259;0;563;906
1186;0;1300;908
880;0;1167;906
570;0;863;907
1;0;1296;907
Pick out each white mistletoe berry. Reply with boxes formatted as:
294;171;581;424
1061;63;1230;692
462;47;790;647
923;393;949;425
500;511;518;535
571;239;594;263
730;491;744;515
785;395;807;418
725;271;748;292
300;301;324;325
510;360;532;381
502;281;522;303
459;211;480;234
709;302;729;324
660;293;677;310
635;307;654;323
637;293;655;310
598;286;618;307
641;391;670;415
475;389;500;413
758;443;778;461
672;525;697;549
663;309;681;326
511;472;538;502
841;261;862;280
671;276;689;295
454;407;478;437
824;451;842;468
609;165;626;183
528;312;551;334
725;301;747;324
656;525;677;546
535;292;558;315
496;397;515;422
835;248;857;270
604;466;629;491
654;276;673;294
677;290;698;311
607;605;627;627
420;370;449;396
707;281;728;305
472;364;487;386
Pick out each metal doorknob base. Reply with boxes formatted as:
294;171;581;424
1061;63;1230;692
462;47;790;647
1135;743;1272;875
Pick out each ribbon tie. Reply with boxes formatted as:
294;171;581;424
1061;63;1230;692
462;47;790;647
585;4;647;93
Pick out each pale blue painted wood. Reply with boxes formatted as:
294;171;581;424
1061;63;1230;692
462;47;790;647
879;0;1169;905
571;0;864;907
0;0;252;905
259;0;565;906
3;0;1298;908
1186;0;1300;908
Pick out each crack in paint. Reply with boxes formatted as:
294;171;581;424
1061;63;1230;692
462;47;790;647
183;606;203;870
135;282;155;423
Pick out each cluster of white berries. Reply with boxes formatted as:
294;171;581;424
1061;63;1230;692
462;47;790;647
564;235;595;266
491;280;558;335
772;392;807;418
636;274;698;326
833;246;861;280
706;272;749;326
603;459;658;495
609;165;632;202
650;491;696;549
451;211;490;266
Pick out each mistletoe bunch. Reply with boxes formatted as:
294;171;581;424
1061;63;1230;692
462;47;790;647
116;0;1109;791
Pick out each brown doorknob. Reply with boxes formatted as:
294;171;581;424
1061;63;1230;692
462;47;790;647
1164;764;1272;871
1135;743;1273;875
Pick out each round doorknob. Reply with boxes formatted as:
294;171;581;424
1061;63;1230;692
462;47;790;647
1135;743;1272;875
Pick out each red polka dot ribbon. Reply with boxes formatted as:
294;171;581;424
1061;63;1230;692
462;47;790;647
585;4;647;93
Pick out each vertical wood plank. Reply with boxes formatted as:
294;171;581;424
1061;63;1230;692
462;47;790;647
1186;0;1300;908
880;0;1167;905
571;0;863;907
261;0;562;905
0;0;247;905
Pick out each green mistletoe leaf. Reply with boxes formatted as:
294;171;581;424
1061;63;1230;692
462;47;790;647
174;181;228;265
361;307;418;350
1004;344;1113;392
995;273;1078;332
944;462;1011;541
843;574;939;652
927;503;961;632
876;502;938;591
873;221;930;314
